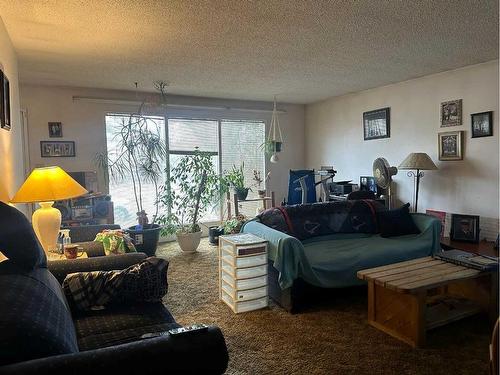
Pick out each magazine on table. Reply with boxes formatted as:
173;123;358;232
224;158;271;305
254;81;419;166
434;250;499;271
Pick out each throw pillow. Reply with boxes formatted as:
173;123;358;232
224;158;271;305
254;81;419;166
0;202;47;269
94;229;136;255
377;203;420;238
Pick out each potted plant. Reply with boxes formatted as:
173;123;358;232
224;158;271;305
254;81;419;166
95;81;168;256
224;163;250;200
252;170;271;198
157;148;219;252
222;214;247;235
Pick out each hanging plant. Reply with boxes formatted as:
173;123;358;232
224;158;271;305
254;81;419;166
264;96;284;163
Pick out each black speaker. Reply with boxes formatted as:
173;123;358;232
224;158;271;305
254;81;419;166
94;201;109;218
93;200;114;223
54;200;71;220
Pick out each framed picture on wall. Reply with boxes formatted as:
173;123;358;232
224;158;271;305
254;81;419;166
48;122;63;137
438;130;463;160
471;111;493;138
40;141;76;157
363;107;390;140
0;71;5;130
450;214;480;243
440;99;462;127
2;73;10;130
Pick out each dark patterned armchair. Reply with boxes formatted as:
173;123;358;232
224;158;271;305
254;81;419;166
0;203;229;374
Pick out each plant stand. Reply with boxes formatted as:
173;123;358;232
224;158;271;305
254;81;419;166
226;191;275;219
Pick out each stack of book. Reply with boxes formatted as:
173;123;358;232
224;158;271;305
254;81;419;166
434;250;499;271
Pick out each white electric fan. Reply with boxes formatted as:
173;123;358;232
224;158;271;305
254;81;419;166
372;157;398;209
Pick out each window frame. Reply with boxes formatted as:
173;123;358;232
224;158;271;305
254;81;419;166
105;112;266;225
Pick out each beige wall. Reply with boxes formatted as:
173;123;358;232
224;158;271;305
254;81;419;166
305;61;499;226
20;85;305;205
0;17;24;205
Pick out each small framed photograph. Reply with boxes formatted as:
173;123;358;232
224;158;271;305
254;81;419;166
48;122;63;137
40;141;75;157
1;72;10;131
0;71;4;130
450;214;480;243
438;131;463;161
440;99;462;127
471;111;493;138
359;176;378;194
363;107;390;140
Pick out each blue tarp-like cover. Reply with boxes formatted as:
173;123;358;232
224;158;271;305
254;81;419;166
242;214;441;290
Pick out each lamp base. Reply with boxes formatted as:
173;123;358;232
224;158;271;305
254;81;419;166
32;201;61;253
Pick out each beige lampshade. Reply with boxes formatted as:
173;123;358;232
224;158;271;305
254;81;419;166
399;153;438;171
10;166;88;203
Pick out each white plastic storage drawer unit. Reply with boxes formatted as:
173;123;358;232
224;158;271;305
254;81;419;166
218;233;268;313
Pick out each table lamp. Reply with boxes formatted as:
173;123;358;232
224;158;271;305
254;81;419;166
10;166;88;253
398;153;438;212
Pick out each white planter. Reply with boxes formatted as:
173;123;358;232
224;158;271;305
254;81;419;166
176;231;202;252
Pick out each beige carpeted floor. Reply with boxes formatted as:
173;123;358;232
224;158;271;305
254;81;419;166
157;239;491;375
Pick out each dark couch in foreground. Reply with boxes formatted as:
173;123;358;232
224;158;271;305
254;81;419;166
0;203;228;374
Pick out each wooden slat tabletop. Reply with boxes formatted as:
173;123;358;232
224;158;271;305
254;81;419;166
357;256;483;294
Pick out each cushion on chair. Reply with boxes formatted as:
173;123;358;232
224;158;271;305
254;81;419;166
377;203;420;238
0;202;47;269
74;303;179;351
0;265;79;365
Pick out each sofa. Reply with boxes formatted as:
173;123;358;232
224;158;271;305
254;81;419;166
242;201;441;312
0;203;229;374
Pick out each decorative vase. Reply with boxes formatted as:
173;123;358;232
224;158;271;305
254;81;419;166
176;230;202;252
234;187;250;201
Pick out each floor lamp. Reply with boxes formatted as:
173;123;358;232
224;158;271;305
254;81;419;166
398;153;438;212
10;166;88;253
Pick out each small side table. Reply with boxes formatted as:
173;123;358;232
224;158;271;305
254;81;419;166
219;233;268;313
46;251;88;261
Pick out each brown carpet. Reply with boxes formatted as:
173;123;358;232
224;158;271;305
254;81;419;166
157;239;491;375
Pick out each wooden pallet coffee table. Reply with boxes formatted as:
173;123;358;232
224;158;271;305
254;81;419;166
357;256;498;347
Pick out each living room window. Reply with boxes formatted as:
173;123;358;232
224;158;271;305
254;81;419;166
105;114;265;228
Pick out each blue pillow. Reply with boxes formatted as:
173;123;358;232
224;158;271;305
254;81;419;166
377;203;420;238
0;202;47;269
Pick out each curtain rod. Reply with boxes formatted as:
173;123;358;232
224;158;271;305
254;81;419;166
72;96;287;113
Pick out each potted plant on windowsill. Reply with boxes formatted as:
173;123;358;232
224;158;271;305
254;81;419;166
224;163;250;201
252;170;271;198
157;148;219;252
95;81;168;256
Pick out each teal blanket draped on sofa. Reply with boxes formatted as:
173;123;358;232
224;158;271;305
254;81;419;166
242;213;441;290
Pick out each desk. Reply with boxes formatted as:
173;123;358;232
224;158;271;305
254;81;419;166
441;237;498;257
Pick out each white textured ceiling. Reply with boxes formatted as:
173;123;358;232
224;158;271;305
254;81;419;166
0;0;498;104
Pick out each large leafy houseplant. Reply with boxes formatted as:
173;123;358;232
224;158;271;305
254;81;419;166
95;81;168;256
157;148;219;252
96;81;168;225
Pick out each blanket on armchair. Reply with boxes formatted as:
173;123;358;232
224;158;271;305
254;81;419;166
257;200;385;240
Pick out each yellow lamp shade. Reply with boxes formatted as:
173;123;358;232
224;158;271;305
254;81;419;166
11;166;88;203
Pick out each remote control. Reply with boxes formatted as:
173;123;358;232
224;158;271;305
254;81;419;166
140;324;209;339
168;324;209;336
